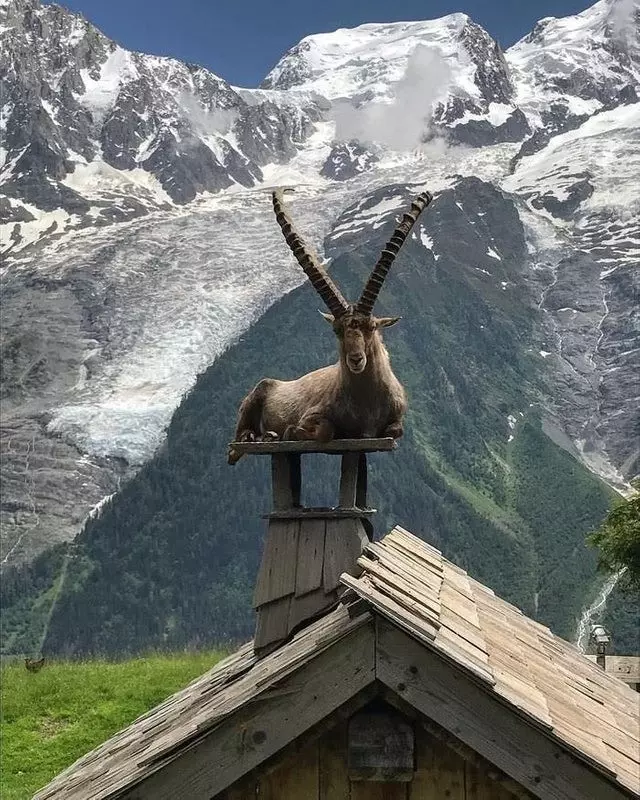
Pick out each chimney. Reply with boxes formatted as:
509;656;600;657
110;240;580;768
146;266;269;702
591;624;611;670
230;438;396;656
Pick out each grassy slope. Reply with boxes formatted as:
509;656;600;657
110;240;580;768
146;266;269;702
0;651;224;800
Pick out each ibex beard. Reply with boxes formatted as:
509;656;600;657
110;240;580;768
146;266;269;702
228;188;433;465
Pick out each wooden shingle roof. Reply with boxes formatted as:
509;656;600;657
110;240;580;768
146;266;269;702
33;525;640;800
33;607;369;800
343;525;640;796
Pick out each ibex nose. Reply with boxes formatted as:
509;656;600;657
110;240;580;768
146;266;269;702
348;354;366;373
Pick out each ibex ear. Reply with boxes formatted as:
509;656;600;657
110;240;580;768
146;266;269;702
319;311;335;324
376;316;401;328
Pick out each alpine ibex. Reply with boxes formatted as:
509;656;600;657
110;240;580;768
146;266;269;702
228;188;433;464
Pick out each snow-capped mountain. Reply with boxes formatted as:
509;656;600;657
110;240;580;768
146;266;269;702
260;14;531;147
1;0;638;566
509;0;639;117
0;0;316;250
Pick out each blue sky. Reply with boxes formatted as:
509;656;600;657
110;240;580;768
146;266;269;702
52;0;593;87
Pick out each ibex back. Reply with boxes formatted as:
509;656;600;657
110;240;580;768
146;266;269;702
228;189;433;464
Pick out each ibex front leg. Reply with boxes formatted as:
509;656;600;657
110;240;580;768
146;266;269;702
382;421;404;439
285;408;335;442
381;399;406;439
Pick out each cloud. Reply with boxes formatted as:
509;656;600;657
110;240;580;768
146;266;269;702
177;92;238;137
330;44;452;152
609;0;639;47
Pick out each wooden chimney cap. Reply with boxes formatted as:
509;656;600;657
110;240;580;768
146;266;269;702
228;438;397;456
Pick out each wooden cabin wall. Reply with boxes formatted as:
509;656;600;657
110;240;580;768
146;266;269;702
220;721;526;800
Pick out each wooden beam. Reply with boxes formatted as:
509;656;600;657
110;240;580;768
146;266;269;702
228;438;397;456
375;619;633;800
356;453;368;509
220;686;379;800
339;453;360;507
125;622;376;800
264;508;376;520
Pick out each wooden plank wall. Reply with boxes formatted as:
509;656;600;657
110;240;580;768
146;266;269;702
254;515;369;652
220;720;525;800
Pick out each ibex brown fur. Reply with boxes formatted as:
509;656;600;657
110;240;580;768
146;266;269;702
228;188;433;464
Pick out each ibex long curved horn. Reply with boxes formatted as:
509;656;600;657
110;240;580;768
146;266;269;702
272;190;350;319
356;190;434;316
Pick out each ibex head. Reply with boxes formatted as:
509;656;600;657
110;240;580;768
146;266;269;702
272;188;433;375
318;311;399;374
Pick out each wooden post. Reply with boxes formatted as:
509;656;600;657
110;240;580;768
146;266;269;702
229;439;396;656
339;453;360;508
356;453;368;509
271;454;301;510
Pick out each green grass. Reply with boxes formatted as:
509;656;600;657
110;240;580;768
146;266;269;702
0;650;225;800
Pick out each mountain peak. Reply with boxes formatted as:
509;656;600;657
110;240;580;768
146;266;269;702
260;13;476;97
506;0;639;124
514;0;639;48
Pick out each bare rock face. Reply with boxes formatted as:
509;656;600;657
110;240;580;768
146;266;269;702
459;19;514;104
320;141;378;181
504;104;640;486
0;280;127;564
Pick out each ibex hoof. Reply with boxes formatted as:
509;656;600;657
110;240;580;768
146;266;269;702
261;431;280;442
238;430;256;443
227;448;242;465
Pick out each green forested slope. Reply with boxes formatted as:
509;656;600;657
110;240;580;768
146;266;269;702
603;586;640;654
1;179;615;656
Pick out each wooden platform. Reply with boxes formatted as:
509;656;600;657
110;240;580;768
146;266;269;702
228;437;397;456
263;507;376;520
